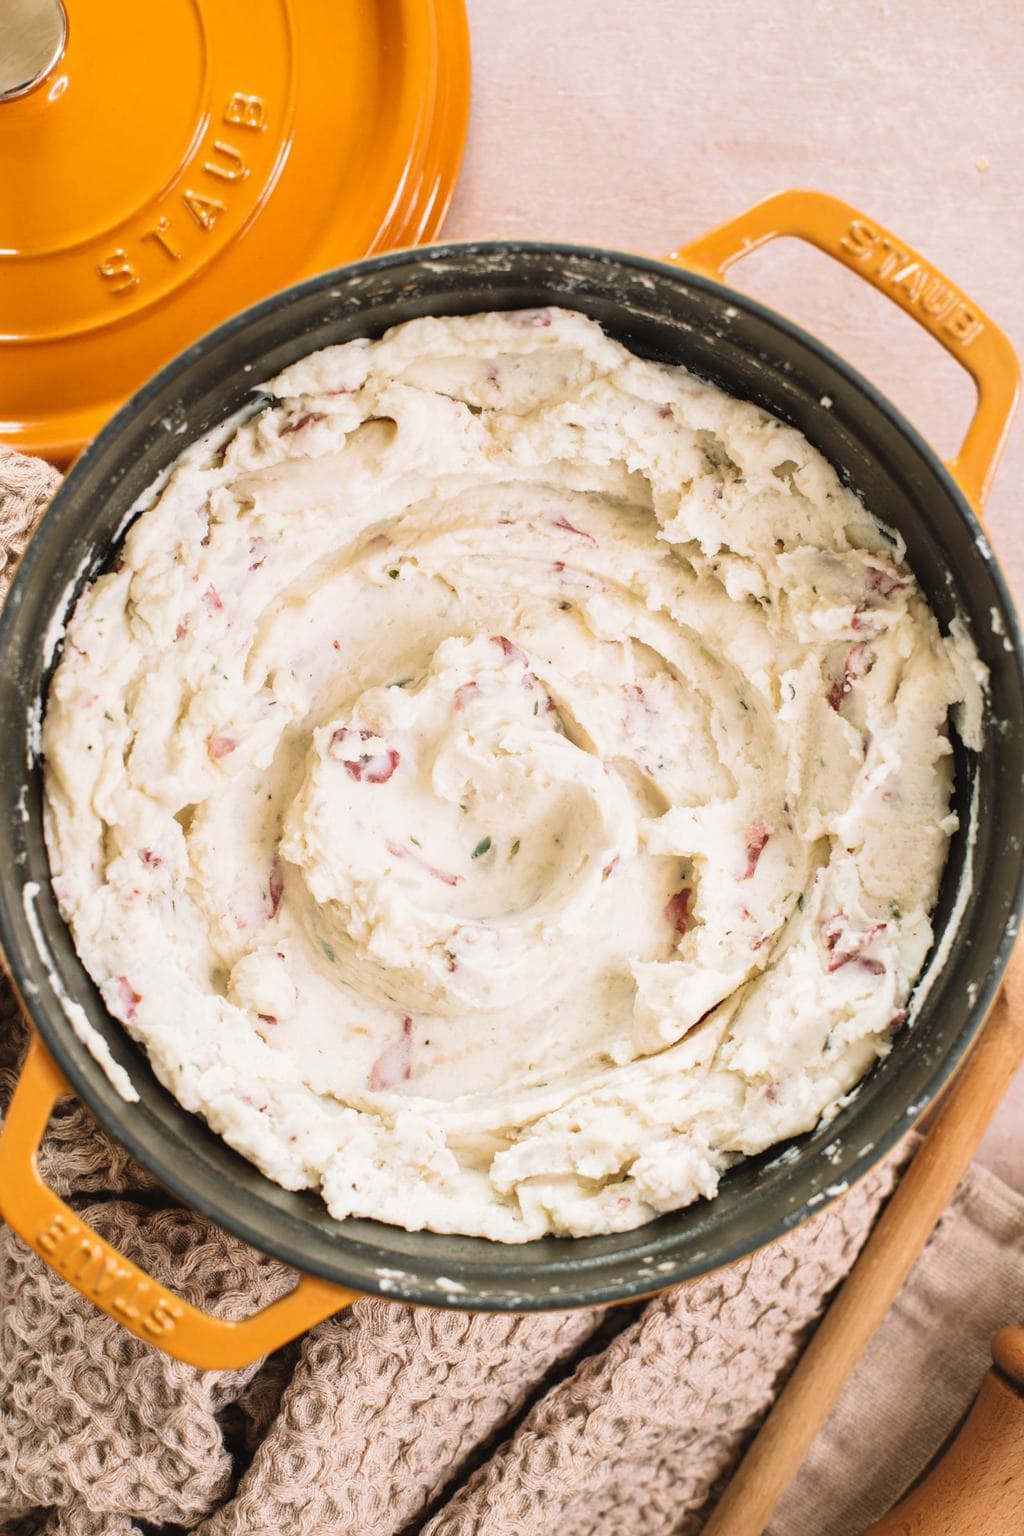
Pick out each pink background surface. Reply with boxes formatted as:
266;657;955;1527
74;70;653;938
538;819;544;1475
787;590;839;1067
446;0;1023;1189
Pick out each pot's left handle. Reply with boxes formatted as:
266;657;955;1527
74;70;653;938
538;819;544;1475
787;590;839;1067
0;1032;358;1370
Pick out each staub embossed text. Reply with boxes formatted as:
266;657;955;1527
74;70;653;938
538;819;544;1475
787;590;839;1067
840;218;983;347
37;1210;184;1337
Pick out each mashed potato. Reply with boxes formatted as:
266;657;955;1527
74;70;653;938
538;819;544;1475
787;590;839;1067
42;308;983;1240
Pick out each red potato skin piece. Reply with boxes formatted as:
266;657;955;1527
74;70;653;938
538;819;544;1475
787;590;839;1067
491;634;528;663
550;515;597;547
820;914;844;953
329;728;400;784
343;749;399;784
386;841;461;887
665;888;692;935
268;860;284;917
821;916;888;975
865;565;909;599
831;952;886;977
116;977;141;1023
623;684;656;728
845;643;870;679
368;1015;413;1091
207;734;237;759
280;411;326;436
739;826;770;881
829;642;873;711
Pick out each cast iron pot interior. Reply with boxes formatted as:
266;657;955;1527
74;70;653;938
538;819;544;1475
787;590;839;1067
2;243;1022;1311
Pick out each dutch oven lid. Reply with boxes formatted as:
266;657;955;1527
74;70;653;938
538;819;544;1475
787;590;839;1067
0;0;470;461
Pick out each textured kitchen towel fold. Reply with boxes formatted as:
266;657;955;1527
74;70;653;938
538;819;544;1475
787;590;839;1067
1;445;1021;1536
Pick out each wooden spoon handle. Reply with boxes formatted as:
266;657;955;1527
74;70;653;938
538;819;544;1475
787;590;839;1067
862;1327;1024;1534
702;942;1024;1536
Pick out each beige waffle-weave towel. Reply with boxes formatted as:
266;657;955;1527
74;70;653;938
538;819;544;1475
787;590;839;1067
1;446;1021;1536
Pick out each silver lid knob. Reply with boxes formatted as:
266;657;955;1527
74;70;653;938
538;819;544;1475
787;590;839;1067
0;0;68;103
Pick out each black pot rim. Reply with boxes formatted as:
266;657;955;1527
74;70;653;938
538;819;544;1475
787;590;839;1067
2;238;1023;1311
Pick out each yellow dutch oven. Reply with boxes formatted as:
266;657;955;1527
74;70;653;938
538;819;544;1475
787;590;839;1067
0;27;1021;1371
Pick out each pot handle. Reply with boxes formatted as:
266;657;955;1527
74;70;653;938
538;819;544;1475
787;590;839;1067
668;189;1021;513
0;1031;358;1369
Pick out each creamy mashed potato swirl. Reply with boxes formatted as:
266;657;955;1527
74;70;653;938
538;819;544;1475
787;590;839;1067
42;308;983;1240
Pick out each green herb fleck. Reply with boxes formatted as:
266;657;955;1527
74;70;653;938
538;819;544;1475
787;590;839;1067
889;903;902;920
533;701;539;715
797;893;805;911
786;682;796;700
510;838;521;858
387;568;399;580
823;1031;833;1054
409;836;421;849
459;800;469;814
390;677;413;689
739;699;748;712
472;836;492;859
318;939;336;963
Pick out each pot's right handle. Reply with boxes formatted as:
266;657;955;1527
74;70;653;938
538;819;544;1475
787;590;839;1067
669;189;1021;513
0;1031;357;1370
